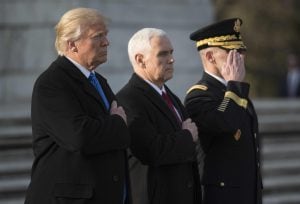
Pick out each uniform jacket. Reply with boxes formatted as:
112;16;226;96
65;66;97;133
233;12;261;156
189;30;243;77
25;56;131;204
184;72;262;204
116;73;202;204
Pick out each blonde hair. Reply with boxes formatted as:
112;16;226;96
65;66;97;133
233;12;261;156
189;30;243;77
55;8;107;56
128;28;167;66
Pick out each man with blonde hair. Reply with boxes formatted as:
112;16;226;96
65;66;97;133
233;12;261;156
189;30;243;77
25;8;131;204
117;28;202;204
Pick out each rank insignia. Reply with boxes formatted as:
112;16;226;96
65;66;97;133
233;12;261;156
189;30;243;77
234;19;241;32
186;84;208;94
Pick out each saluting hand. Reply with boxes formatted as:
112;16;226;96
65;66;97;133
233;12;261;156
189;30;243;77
182;118;198;142
221;49;245;82
110;100;127;125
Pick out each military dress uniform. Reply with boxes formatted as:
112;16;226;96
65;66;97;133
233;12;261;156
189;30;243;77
184;18;263;204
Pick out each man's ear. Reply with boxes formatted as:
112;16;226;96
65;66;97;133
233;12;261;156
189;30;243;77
205;50;215;63
68;41;78;53
135;54;146;68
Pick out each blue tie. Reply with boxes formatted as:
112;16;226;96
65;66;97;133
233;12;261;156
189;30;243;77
88;73;110;110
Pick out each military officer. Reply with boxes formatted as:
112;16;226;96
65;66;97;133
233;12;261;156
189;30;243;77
184;18;263;204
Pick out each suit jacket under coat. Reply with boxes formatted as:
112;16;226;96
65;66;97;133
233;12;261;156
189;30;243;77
116;73;202;204
184;72;262;204
25;56;131;204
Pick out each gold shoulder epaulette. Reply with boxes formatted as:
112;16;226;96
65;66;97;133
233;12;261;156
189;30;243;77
186;84;208;94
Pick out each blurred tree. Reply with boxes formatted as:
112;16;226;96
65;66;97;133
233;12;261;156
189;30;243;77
211;0;300;97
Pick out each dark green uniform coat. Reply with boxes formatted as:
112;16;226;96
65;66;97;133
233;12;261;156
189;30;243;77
184;72;262;204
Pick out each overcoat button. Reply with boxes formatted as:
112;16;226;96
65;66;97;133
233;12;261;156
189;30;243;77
187;181;193;188
113;175;119;182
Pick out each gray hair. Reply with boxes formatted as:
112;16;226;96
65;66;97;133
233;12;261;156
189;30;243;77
128;28;167;66
55;7;107;56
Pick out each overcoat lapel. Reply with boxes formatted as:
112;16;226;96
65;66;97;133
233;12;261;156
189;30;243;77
56;56;110;112
131;74;180;129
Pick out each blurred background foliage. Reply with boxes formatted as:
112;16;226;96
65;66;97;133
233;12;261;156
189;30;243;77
211;0;300;97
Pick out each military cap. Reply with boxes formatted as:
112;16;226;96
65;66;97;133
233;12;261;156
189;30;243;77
190;18;246;51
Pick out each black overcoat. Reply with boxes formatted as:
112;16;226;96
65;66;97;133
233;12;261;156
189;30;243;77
117;73;202;204
25;56;131;204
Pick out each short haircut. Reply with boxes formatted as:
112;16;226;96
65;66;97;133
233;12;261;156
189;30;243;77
55;7;107;56
128;28;167;66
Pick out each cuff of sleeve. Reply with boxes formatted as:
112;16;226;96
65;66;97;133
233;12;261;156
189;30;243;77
225;81;250;109
227;81;250;97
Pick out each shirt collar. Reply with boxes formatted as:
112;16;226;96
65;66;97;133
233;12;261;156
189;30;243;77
205;71;227;86
144;79;166;96
66;56;91;78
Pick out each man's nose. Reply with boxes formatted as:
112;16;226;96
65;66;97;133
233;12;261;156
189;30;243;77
101;36;109;46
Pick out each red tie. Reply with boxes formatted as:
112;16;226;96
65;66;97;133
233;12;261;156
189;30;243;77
162;91;182;124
